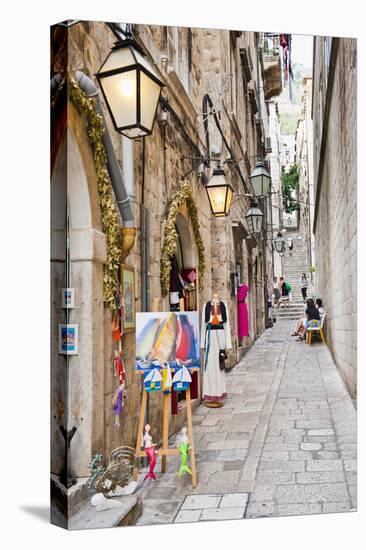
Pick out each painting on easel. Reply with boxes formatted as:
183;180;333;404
135;311;200;372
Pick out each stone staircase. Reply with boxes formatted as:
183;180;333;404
273;234;311;321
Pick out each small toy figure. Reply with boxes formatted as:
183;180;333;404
177;427;192;478
112;382;125;428
114;352;125;385
143;424;157;481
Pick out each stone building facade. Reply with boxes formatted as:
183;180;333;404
51;21;281;513
312;37;357;397
267;99;283;279
295;76;315;273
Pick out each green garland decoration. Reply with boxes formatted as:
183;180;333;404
68;74;121;310
160;181;206;297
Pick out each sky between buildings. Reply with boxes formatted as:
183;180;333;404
291;34;313;69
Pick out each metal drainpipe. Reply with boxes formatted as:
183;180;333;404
140;137;150;430
74;71;135;228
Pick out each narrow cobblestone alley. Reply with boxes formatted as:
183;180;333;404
136;321;357;525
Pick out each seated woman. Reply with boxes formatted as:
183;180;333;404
316;298;325;317
292;297;325;337
292;298;321;341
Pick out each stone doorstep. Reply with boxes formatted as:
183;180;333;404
68;494;142;530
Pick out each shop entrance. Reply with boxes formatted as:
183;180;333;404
168;214;198;312
168;213;199;415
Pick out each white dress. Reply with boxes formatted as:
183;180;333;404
200;301;232;402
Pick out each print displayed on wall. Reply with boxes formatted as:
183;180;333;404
50;17;357;531
58;324;79;355
121;264;136;332
62;288;75;308
136;311;200;372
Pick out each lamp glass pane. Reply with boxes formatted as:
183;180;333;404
274;239;284;253
246;215;254;233
140;71;161;131
100;48;135;72
250;175;263;196
134;49;161;80
253;213;262;232
251;173;271;196
100;70;137;128
207;186;228;215
225;187;234;215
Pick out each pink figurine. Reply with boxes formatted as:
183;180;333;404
143;424;157;481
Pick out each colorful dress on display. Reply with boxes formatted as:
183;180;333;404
237;284;249;337
200;300;232;403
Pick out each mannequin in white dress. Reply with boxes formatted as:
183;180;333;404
200;293;232;407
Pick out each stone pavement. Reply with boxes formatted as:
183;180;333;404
136;321;357;525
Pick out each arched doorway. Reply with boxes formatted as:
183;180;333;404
168;213;198;312
51;107;107;482
168;212;200;418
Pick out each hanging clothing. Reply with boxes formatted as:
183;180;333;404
237;284;249;337
200;300;232;403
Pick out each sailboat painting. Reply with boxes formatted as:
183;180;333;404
136;312;200;372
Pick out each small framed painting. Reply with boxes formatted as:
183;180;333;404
62;288;75;308
121;264;136;332
58;324;79;355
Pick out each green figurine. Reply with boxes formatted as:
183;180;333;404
177;427;192;478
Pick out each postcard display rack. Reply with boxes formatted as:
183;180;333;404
133;310;200;488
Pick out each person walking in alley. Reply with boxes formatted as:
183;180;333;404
279;277;291;308
301;272;308;302
273;277;281;308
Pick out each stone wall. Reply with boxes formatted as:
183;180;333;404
51;21;272;489
312;38;357;397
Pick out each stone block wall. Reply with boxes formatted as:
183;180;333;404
312;38;357;397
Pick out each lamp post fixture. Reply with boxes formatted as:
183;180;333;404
96;37;164;138
249;160;271;198
205;166;235;217
273;231;286;254
245;199;264;234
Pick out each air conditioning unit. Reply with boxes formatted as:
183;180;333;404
265;137;272;153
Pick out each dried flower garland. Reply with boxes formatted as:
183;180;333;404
68;73;121;309
160;181;206;296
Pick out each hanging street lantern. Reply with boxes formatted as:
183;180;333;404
245;199;264;234
249;160;271;198
96;38;164;139
273;231;286;254
205;167;235;217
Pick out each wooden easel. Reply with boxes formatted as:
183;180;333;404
132;295;198;487
132;375;197;488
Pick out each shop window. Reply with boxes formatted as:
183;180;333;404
229;34;237;114
166;26;191;96
167;26;179;72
